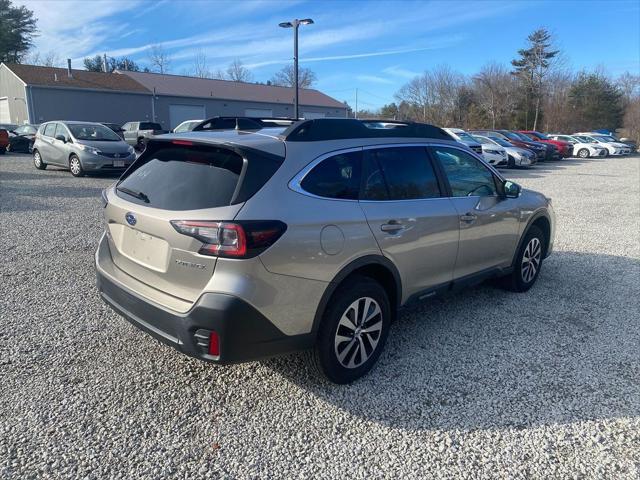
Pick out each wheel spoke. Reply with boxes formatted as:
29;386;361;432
334;296;384;369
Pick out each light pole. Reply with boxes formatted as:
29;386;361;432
279;18;314;119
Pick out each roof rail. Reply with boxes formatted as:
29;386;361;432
192;116;297;132
281;118;453;142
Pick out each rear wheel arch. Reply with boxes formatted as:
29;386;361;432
312;256;402;336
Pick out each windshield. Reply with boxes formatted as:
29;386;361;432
69;124;121;141
576;136;597;143
471;135;491;145
594;135;616;142
488;136;513;147
503;132;523;141
531;132;549;140
456;131;477;142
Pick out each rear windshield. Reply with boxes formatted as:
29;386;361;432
117;143;283;210
117;145;243;210
140;122;162;130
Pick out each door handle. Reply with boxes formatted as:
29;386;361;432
460;213;477;223
380;221;404;233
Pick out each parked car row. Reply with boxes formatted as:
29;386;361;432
441;126;635;168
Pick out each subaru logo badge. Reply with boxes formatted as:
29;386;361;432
125;212;137;226
114;153;120;158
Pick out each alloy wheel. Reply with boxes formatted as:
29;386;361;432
70;157;81;175
34;152;42;167
521;237;542;283
334;297;384;369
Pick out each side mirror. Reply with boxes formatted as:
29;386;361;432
55;134;66;143
503;180;521;198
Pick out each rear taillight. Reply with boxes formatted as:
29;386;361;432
170;220;287;258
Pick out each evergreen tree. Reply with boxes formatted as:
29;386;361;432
511;28;559;130
0;0;38;63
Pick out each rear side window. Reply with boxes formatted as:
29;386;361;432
363;147;441;200
300;151;362;200
43;123;56;137
117;145;244;210
140;122;162;130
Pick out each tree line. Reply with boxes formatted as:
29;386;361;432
369;28;638;142
1;0;637;142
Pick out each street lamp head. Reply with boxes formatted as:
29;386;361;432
279;21;293;28
299;18;314;25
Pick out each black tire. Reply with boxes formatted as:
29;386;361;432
507;155;516;168
503;225;545;292
136;137;146;151
69;154;84;177
309;276;391;384
0;146;5;155
577;148;589;159
33;149;46;169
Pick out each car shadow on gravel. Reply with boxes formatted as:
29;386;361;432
265;251;640;432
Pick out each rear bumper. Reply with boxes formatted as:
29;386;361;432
95;243;314;364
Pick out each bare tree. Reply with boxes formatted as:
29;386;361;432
148;44;171;74
394;65;466;126
191;50;211;79
473;62;517;129
226;59;252;82
540;69;574;133
27;50;59;67
270;64;317;88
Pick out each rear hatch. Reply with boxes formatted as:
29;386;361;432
103;139;283;304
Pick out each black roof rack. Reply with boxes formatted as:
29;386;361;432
281;118;453;142
192;116;297;132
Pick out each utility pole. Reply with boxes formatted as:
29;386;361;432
355;88;358;119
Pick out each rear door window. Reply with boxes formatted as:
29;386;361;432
117;145;244;210
362;147;441;200
300;151;362;200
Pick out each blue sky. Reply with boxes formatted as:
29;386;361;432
20;0;640;109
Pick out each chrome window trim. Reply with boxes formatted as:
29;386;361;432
288;146;363;203
288;141;506;202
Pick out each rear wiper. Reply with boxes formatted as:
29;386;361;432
117;186;150;203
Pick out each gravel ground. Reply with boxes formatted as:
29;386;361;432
1;152;639;479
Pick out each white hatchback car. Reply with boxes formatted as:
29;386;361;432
548;135;607;158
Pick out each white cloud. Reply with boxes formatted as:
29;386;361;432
17;0;145;61
383;65;421;79
356;75;395;85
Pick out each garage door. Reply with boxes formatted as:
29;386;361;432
245;108;273;117
0;98;10;123
169;104;206;129
302;112;326;119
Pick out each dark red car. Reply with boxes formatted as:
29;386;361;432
0;129;8;154
519;131;573;158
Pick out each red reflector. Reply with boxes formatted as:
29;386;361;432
208;331;220;356
172;140;193;146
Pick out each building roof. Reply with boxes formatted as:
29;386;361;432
117;70;346;109
3;63;149;93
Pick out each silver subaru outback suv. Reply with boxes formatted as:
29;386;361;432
96;118;555;383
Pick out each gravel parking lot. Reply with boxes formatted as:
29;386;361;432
1;152;639;479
